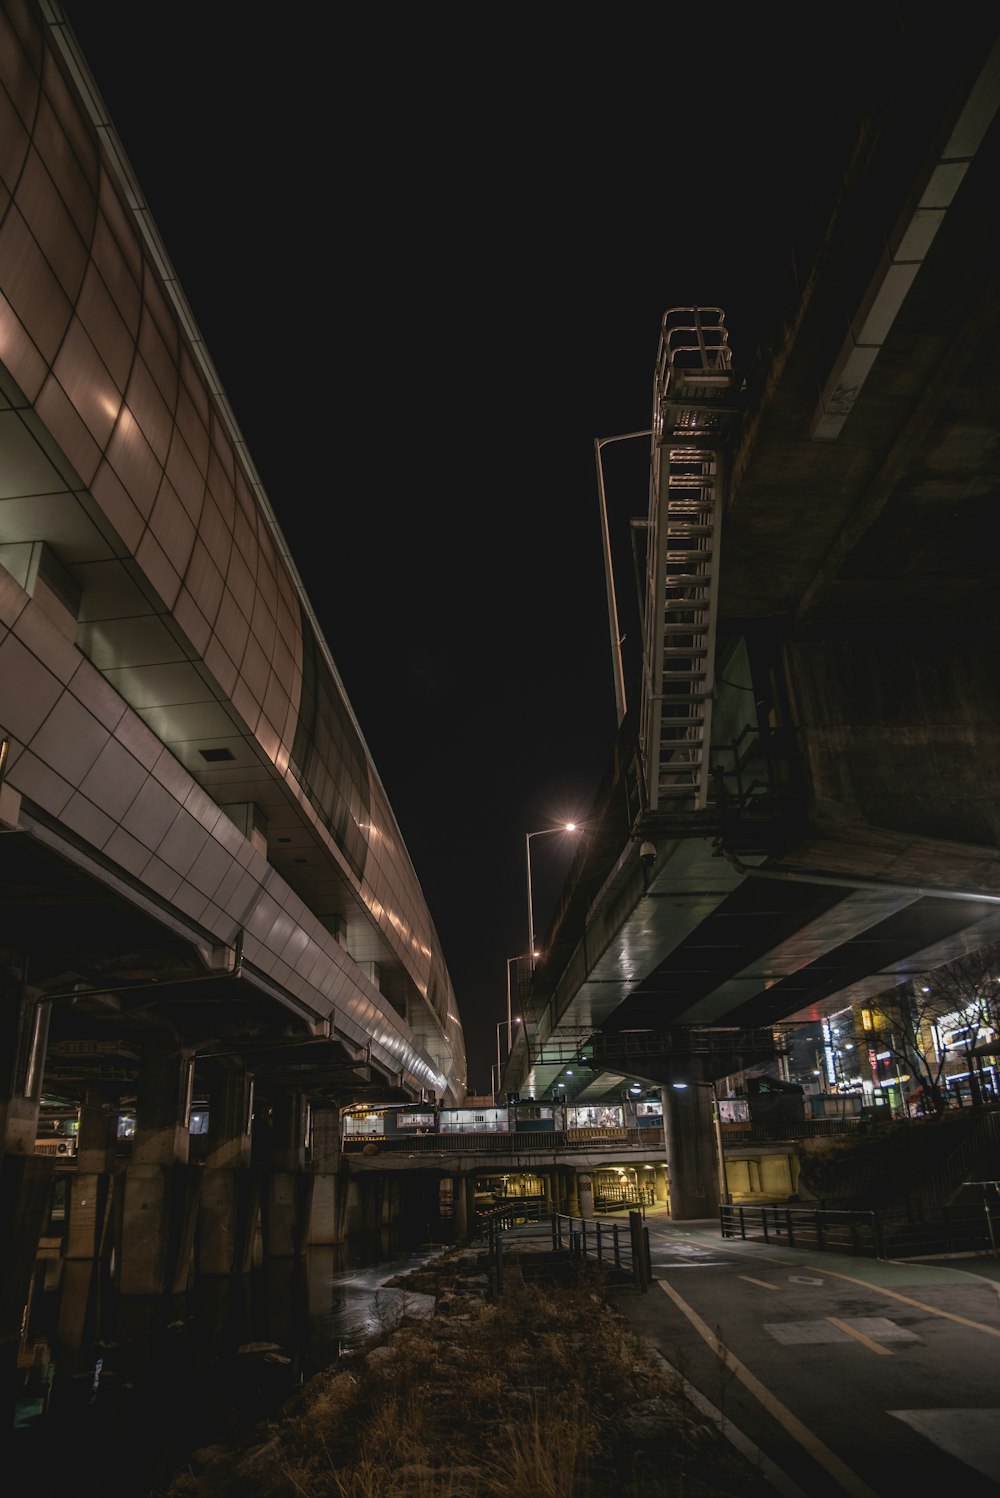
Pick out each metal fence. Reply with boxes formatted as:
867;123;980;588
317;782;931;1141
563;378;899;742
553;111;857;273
342;1127;665;1156
720;1200;1000;1260
485;1210;654;1294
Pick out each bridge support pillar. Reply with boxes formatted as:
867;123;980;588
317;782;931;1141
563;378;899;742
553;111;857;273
661;1078;718;1220
56;1088;117;1355
119;1047;198;1296
65;1087;117;1260
0;957;47;1157
199;1063;255;1274
261;1090;312;1257
307;1107;344;1246
452;1174;469;1242
577;1171;594;1219
563;1165;580;1218
653;1164;669;1206
0;956;54;1431
341;1174;365;1239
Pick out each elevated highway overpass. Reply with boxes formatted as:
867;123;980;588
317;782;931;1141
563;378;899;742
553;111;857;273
504;20;1000;1210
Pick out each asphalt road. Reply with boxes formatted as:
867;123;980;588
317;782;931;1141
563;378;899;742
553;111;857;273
605;1207;1000;1496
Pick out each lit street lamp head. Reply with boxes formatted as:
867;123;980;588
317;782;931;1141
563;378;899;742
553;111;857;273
525;821;583;965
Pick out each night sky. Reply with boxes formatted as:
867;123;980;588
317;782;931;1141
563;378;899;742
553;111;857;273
56;2;893;1093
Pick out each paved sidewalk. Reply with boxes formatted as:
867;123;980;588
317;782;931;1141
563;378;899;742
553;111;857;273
633;1204;1000;1288
603;1206;1000;1497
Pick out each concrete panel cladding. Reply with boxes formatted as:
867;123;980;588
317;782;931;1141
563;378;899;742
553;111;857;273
0;1;466;1101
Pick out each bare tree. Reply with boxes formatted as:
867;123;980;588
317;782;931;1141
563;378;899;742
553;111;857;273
868;942;1000;1113
866;984;948;1115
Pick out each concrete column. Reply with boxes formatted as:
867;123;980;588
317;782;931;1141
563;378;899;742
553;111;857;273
309;1106;341;1173
0;969;47;1157
1;959;53;1417
263;1091;312;1257
565;1165;580;1219
653;1164;669;1205
541;1168;559;1216
65;1089;117;1260
205;1064;252;1170
400;1170;438;1249
661;1076;720;1220
199;1063;254;1274
131;1048;193;1167
341;1173;364;1240
307;1107;343;1246
452;1174;468;1241
465;1176;478;1239
58;1088;123;1349
577;1171;594;1219
270;1090;307;1172
119;1047;198;1296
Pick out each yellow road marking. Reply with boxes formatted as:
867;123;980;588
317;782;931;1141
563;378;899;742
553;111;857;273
739;1274;781;1290
817;1268;1000;1338
826;1316;893;1355
657;1280;879;1498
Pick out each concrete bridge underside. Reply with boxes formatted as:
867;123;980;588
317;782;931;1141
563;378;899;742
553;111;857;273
508;24;1000;1186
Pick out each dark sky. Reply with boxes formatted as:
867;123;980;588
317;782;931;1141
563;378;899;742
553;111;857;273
57;2;888;1092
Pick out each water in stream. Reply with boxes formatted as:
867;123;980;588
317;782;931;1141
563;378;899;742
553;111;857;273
9;1235;444;1497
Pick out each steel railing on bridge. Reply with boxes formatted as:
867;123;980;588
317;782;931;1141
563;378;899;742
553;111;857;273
341;1115;868;1157
341;1127;667;1156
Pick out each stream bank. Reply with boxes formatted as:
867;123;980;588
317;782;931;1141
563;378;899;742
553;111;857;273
161;1241;775;1498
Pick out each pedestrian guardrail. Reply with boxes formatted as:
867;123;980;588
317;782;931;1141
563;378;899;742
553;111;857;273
342;1127;667;1156
486;1211;654;1295
721;1203;884;1256
720;1200;1000;1260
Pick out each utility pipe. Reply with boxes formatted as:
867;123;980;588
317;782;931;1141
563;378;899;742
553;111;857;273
717;844;1000;907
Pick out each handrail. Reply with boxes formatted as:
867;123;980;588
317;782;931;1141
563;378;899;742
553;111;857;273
485;1210;647;1293
341;1116;861;1156
720;1200;1000;1261
341;1127;675;1156
917;1111;1000;1208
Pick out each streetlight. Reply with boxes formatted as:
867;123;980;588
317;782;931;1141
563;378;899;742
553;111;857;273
526;823;581;965
506;954;524;1032
594;429;652;727
495;1018;514;1097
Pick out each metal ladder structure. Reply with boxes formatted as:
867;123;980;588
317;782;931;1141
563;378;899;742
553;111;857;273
639;308;740;817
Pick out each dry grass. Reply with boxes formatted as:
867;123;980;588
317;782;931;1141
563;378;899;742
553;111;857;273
164;1257;774;1498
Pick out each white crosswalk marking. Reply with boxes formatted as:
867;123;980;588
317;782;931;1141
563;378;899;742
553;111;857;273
766;1320;854;1345
766;1316;920;1348
842;1317;918;1342
890;1410;1000;1482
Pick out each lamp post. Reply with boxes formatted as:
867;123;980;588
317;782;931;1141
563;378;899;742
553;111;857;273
495;1018;512;1097
526;823;581;965
506;954;522;1033
594;429;652;727
711;1079;731;1206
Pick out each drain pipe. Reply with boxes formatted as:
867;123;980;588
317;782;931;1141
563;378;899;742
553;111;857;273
716;843;1000;908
